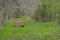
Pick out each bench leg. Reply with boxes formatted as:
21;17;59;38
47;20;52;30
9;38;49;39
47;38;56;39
21;25;24;27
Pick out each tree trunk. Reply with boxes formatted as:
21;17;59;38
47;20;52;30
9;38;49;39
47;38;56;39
0;13;6;26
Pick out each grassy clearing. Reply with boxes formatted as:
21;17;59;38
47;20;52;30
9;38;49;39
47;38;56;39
0;19;60;40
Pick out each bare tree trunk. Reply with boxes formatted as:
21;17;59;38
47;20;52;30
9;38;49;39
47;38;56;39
0;13;6;26
0;0;7;26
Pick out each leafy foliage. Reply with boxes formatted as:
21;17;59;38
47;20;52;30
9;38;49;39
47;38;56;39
34;0;60;23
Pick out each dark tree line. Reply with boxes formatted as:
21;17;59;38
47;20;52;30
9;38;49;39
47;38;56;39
33;0;60;24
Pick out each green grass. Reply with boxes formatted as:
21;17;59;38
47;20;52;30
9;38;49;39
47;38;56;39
0;19;60;40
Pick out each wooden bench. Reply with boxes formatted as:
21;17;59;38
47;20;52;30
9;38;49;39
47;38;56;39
12;21;24;27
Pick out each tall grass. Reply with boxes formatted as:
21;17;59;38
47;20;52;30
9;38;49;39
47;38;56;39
0;18;60;40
